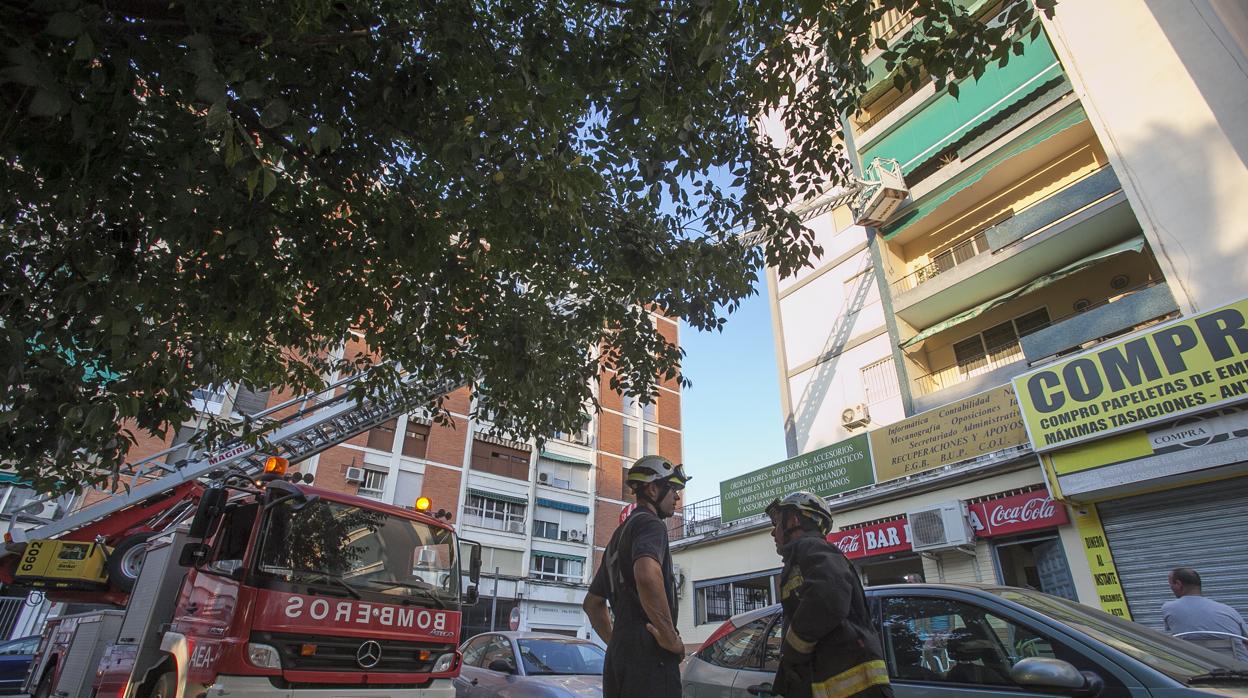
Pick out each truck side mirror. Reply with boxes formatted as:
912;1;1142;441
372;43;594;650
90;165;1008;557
464;585;479;605
469;542;482;584
188;487;227;539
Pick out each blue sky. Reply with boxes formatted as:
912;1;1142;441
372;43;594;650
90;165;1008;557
677;278;789;505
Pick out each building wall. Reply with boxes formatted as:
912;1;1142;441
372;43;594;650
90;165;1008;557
1041;0;1248;314
770;206;906;457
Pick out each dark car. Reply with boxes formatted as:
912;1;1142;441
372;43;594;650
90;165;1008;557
0;636;39;695
455;631;605;697
682;583;1248;697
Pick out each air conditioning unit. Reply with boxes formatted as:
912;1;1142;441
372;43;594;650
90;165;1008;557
852;158;909;228
566;530;583;543
841;404;871;430
507;521;526;534
20;500;59;520
906;502;974;552
538;472;550;484
34;501;59;519
345;466;365;483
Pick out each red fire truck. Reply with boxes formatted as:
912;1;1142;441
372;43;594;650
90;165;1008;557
0;369;482;698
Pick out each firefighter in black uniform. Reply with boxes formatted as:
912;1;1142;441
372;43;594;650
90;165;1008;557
760;491;892;698
583;455;690;698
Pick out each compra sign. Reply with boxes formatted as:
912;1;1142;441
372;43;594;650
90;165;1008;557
1013;297;1248;451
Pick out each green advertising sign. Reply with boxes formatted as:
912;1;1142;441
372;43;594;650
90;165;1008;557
719;434;875;522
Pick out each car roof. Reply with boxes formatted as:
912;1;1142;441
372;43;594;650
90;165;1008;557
0;635;39;647
724;582;1010;625
463;631;596;643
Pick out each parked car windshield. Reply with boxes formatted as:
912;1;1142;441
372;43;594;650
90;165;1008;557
256;498;459;605
516;638;605;676
993;587;1248;682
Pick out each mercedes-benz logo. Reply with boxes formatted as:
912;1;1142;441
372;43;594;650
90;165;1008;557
356;640;382;669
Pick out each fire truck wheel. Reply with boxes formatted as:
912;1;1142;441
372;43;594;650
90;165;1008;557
148;671;176;698
108;531;158;592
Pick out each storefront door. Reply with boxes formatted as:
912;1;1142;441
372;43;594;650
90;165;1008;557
992;534;1077;600
857;554;925;586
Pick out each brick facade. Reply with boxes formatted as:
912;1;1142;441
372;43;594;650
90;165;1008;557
593;498;625;549
419;464;464;516
425;416;469;468
309;444;362;496
658;390;681;432
597;411;622;457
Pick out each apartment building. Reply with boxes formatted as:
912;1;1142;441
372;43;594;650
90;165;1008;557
673;0;1248;646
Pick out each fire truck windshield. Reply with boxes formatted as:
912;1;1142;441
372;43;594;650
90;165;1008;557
255;498;459;606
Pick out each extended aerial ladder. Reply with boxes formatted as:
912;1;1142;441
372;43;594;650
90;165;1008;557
0;365;460;594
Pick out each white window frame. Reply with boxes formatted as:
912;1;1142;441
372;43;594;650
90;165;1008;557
463;494;527;532
530;555;584;582
191;384;230;415
533;519;560;540
357;469;387;499
693;572;777;625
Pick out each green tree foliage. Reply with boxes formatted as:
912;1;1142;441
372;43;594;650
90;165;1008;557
1;0;1051;490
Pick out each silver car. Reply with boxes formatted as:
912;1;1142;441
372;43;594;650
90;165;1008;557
455;631;605;697
682;583;1248;697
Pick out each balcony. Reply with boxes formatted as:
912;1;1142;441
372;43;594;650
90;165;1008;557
912;341;1029;409
893;231;990;294
903;234;1158;410
892;166;1133;328
463;514;527;534
1021;282;1180;363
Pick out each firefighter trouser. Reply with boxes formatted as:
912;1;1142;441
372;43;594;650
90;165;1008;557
602;623;681;698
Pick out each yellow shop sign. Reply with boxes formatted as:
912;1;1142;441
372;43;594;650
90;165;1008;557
870;385;1028;482
1013;297;1248;452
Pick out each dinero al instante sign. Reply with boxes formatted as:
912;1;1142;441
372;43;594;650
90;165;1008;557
1013;297;1248;451
719;434;874;523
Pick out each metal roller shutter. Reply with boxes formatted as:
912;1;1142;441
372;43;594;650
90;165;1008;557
1098;477;1248;632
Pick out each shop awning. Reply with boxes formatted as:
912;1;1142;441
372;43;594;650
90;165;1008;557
860;29;1063;177
466;488;528;505
900;235;1147;350
532;551;585;562
535;497;590;514
538;451;592;467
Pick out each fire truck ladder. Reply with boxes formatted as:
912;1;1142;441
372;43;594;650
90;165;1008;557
6;367;459;545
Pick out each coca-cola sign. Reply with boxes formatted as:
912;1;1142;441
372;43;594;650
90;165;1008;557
828;519;911;559
967;491;1068;538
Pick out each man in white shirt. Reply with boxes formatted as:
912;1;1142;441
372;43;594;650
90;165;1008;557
1163;567;1248;662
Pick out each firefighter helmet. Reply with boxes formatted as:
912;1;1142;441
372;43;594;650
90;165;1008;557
625;455;691;490
765;491;833;534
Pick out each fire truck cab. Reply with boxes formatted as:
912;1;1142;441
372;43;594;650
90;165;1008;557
14;471;481;698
